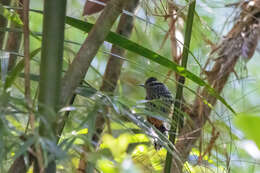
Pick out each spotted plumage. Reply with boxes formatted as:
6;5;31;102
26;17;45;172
142;77;173;149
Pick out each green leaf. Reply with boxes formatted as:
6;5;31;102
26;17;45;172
4;48;41;90
0;4;23;26
87;148;113;163
64;16;235;114
165;1;196;171
86;104;99;141
126;142;150;153
13;136;36;160
234;114;260;148
30;10;235;114
75;84;97;98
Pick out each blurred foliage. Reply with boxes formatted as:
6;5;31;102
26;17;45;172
235;114;260;148
1;0;260;173
0;3;23;26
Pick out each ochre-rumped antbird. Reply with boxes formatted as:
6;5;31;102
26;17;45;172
139;77;173;149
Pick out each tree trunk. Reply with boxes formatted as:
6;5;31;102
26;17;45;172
76;0;139;171
57;0;128;137
93;0;139;145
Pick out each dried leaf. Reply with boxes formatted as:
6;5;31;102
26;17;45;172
83;0;110;16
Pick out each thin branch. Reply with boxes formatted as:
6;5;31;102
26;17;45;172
164;1;182;83
23;0;34;130
164;1;196;172
23;0;30;101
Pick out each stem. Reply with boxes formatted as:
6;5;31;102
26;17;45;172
37;0;67;172
23;0;30;101
23;0;34;129
164;1;196;173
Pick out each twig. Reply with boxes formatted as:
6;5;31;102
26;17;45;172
163;1;182;84
23;0;34;131
164;1;196;172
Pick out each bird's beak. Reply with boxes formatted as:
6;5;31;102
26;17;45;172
137;84;145;87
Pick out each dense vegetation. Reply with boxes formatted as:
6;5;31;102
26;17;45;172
1;0;260;172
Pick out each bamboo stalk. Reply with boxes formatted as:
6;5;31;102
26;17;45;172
164;1;196;173
37;0;67;172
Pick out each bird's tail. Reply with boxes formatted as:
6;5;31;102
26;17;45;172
154;124;167;150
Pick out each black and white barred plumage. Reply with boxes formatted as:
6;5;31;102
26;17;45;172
143;77;173;149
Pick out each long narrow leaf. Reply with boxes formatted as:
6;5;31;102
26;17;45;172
4;48;41;90
29;10;235;114
64;16;235;114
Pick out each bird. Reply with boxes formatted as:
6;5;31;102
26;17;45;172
140;77;173;149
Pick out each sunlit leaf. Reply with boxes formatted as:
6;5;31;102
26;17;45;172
126;142;150;154
234;114;260;149
77;128;88;135
97;158;119;173
6;115;24;131
59;106;77;113
0;4;23;26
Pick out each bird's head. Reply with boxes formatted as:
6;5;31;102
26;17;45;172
138;77;158;88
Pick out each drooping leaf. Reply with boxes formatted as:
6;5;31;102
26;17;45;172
83;0;109;15
75;85;97;98
4;48;41;90
64;15;236;114
29;9;236;114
